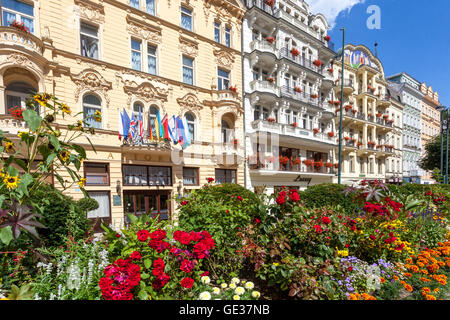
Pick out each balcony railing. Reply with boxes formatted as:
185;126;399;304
280;86;323;108
250;40;277;55
246;0;275;14
249;160;335;175
335;78;354;88
250;80;277;94
279;48;324;74
0;26;44;55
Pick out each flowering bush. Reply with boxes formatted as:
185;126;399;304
9;21;29;33
196;277;260;300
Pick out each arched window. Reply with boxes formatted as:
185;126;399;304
132;102;144;121
185;112;195;141
149;105;158;139
5;81;38;114
83;94;102;129
221;119;231;143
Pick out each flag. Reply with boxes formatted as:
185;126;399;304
168;115;178;144
176;116;186;146
156;110;163;140
122;108;131;140
118;110;123;140
148;115;153;141
182;116;191;148
138;109;144;138
154;111;160;141
161;114;170;141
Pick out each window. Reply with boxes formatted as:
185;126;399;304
5;81;38;115
221;119;233;143
182;56;194;85
149;105;158;138
225;26;231;47
132;102;144;121
218;69;230;90
123;165;147;185
87;192;110;219
130;0;139;9
80;22;99;59
214;22;220;42
181;7;192;31
131;39;142;71
183;167;199;186
83;94;102;129
215;169;236;184
1;0;34;34
146;0;155;15
185;112;195;141
148;166;172;186
84;162;109;185
147;44;157;75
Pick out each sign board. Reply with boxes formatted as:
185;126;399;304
113;195;122;206
294;176;312;184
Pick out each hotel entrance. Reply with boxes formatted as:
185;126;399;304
123;190;171;220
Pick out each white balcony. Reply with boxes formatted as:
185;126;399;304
0;26;43;56
249;80;278;95
251;120;337;146
250;40;277;56
0;116;29;135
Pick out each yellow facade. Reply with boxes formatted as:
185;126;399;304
332;44;403;184
0;0;246;228
420;83;441;184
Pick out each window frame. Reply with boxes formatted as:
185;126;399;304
80;21;100;60
214;21;221;43
82;93;102;129
224;25;231;47
185;112;196;141
122;164;173;187
131;38;142;71
180;6;193;31
215;168;237;184
182;55;195;85
183;167;199;186
1;0;35;34
83;162;110;186
147;43;158;75
217;68;230;91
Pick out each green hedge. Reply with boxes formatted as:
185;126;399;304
299;183;361;213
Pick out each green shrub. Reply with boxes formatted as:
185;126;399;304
30;184;92;246
178;183;264;277
300;184;360;213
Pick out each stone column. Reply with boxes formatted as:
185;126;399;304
363;96;368;116
363;123;368;146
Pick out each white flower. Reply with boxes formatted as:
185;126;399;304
221;283;228;289
201;276;211;284
199;291;211;300
233;295;240;300
231;277;240;284
229;283;236;289
252;291;261;299
245;281;255;290
235;287;245;295
212;287;221;295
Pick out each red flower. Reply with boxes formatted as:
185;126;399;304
313;225;323;234
115;233;121;238
255;218;261;224
348;267;353;272
236;196;243;202
180;200;188;206
148;240;171;253
200;271;210;277
149;229;167;241
153;258;165;270
130;251;141;260
276;191;287;205
137;230;150;242
180;259;195;273
369;235;376;241
321;216;331;225
174;230;192;245
289;190;300;202
206;177;215;183
180;277;194;289
345;244;349;248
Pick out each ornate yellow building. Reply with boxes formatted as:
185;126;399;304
332;45;403;184
0;0;246;229
420;83;441;184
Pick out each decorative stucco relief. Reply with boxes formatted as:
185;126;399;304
70;69;112;107
74;0;105;24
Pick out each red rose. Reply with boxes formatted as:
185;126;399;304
370;235;376;241
313;225;323;233
137;230;150;242
236;196;243;201
149;229;167;241
200;271;210;277
180;200;188;206
206;177;214;183
130;251;141;260
180;277;194;289
348;267;353;272
255;218;261;224
115;233;120;238
345;244;349;248
180;259;194;273
321;216;331;225
289;190;300;202
153;258;165;270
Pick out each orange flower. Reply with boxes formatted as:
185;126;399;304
420;277;431;283
420;269;429;275
422;287;431;293
425;294;437;300
433;288;440;293
393;275;399;281
380;277;386;284
348;294;358;300
404;273;412;278
403;284;413;292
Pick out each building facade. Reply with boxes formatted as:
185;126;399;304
419;83;441;184
333;45;403;185
387;73;425;184
242;0;337;193
0;0;246;229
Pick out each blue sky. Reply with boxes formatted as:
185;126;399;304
314;0;450;106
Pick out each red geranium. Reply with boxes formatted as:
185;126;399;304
180;259;195;273
276;191;287;205
289;190;300;202
174;230;192;245
137;230;150;242
255;218;261;224
236;195;243;202
130;251;142;260
206;177;214;183
99;258;141;300
321;216;331;225
149;229;167;241
180;277;194;289
313;225;323;234
148;239;171;253
180;200;188;206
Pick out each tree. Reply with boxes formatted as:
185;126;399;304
420;135;448;174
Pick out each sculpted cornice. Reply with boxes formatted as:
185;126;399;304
179;36;199;57
213;49;235;69
70;68;112;106
126;15;162;44
74;0;105;23
177;93;204;119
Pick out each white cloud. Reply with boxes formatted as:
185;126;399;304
307;0;366;28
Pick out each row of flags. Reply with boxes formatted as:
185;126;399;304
118;108;192;149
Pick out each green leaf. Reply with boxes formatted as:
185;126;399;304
6;166;19;177
17;173;33;197
138;288;148;300
141;273;150;280
46;153;57;166
71;143;87;159
48;135;60;150
144;259;152;269
22;109;42;132
0;226;13;245
126;212;138;224
13;158;28;171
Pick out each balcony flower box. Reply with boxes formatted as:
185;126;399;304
352;109;358;114
357;142;363;147
376;113;382;118
294;86;302;93
328;68;334;74
265;77;275;83
324;35;331;42
229;85;237;92
325;162;334;168
314;160;324;169
9;106;24;120
267;117;276;123
383;114;389;120
292;158;301;165
334;163;339;169
291;122;298;128
9;20;30;33
313;59;323;67
291;48;300;56
303;159;314;167
311;94;319;99
313;128;320;135
279;156;289;165
344;105;353;111
344;137;350;141
265;36;275;44
328;132;335;138
264;0;274;7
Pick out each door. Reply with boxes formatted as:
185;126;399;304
123;190;171;221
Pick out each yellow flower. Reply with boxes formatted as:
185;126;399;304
59;150;70;162
61;104;72;115
3;175;19;190
75;120;83;131
273;262;280;267
17;131;26;139
4;141;14;153
33;93;51;107
93;110;102;122
337;248;349;257
251;291;261;299
233;295;240;300
78;178;86;188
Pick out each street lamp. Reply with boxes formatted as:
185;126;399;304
439;106;448;184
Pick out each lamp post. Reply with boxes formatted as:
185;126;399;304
446;109;449;184
440;106;445;180
337;28;345;185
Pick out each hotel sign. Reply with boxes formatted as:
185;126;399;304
345;50;379;70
